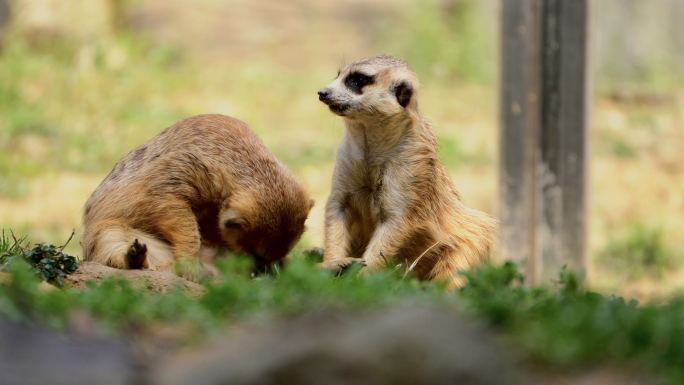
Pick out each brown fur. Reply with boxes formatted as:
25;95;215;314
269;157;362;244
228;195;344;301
82;114;313;277
318;55;496;288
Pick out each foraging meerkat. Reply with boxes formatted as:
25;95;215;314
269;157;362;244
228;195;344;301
318;55;495;287
82;114;313;277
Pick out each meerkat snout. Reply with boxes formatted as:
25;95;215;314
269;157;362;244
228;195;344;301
317;85;351;115
317;88;340;112
317;89;331;102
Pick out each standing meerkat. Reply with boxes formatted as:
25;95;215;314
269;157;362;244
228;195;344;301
317;55;495;287
82;114;313;277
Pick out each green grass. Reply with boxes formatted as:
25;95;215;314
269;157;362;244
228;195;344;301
461;263;684;383
381;0;496;83
0;230;26;269
0;36;191;181
0;241;448;333
598;223;675;279
2;234;684;383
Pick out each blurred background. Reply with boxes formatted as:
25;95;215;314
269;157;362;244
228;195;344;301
0;0;682;297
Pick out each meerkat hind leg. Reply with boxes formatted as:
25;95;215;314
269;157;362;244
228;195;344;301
124;238;148;269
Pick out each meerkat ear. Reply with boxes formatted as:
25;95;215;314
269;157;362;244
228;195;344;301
308;199;315;211
394;81;413;108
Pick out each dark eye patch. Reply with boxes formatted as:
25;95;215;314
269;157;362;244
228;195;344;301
344;72;374;94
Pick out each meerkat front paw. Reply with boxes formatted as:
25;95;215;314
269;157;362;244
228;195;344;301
362;252;392;271
319;257;365;275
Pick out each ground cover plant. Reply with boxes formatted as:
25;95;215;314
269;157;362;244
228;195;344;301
1;234;684;384
0;231;78;286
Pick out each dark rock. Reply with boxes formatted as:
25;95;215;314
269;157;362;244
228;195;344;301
153;305;524;385
0;319;138;385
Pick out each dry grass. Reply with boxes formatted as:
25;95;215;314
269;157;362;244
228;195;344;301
0;0;682;297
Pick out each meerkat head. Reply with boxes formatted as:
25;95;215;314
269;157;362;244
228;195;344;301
318;55;419;119
219;183;313;273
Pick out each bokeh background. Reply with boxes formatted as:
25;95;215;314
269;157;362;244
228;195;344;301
0;0;682;297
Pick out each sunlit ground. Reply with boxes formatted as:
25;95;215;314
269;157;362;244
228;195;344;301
1;0;682;299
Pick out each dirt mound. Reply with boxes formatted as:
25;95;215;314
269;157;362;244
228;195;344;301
65;261;204;296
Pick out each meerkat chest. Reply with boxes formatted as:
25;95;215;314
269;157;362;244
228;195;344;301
337;135;410;223
341;160;388;225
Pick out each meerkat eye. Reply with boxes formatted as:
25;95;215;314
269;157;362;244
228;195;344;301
224;218;243;229
344;72;374;94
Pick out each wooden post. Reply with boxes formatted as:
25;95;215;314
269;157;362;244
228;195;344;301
536;0;589;282
499;0;539;280
500;0;589;284
0;0;9;47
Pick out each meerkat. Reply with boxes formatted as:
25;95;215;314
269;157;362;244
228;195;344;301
82;114;313;278
317;55;496;288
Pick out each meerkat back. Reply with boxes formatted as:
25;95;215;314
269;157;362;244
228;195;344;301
82;114;313;277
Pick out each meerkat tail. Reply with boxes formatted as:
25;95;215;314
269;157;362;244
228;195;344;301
83;222;174;270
